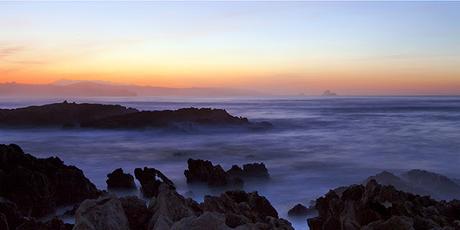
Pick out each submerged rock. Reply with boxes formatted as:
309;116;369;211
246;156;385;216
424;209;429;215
106;168;136;190
134;167;175;198
308;179;460;230
74;195;129;230
287;204;311;217
0;144;100;217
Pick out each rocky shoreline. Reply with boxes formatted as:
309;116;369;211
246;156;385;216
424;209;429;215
2;143;460;230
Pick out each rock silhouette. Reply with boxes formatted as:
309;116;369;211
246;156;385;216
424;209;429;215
134;167;175;197
0;144;100;217
106;168;136;190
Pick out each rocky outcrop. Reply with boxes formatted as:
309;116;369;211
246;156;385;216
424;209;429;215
120;196;152;230
0;102;263;130
106;168;136;190
134;167;175;197
184;159;270;187
80;107;250;129
149;184;293;230
0;144;100;217
16;218;72;230
0;101;137;128
288;204;311;217
364;170;460;200
308;180;460;230
73;195;130;230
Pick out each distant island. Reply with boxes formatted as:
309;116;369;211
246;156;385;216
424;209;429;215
0;80;264;97
322;90;338;96
0;101;271;130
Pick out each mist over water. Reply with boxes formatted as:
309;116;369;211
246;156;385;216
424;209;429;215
1;96;460;229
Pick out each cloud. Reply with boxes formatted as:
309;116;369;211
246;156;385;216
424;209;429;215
0;46;24;59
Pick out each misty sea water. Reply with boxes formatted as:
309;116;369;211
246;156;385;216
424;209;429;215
1;96;460;229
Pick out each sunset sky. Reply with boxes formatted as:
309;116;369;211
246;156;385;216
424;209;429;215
1;1;459;95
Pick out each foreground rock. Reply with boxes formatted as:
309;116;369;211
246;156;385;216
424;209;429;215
0;144;100;217
364;169;460;200
106;168;136;190
308;179;460;230
184;159;270;187
74;195;129;230
0;102;267;130
134;167;175;197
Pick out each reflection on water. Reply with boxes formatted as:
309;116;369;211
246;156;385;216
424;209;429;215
1;96;460;229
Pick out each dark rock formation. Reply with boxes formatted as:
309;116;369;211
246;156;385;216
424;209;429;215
80;107;250;129
0;144;100;217
120;196;152;230
74;195;129;230
16;218;72;230
134;167;175;197
106;168;136;190
0;101;137;128
185;159;270;187
308;180;460;230
364;169;460;200
0;102;264;130
288;204;311;217
184;159;230;186
148;184;293;229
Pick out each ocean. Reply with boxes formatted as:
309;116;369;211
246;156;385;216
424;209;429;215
1;96;460;229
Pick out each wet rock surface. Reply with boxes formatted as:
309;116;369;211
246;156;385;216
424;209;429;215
184;159;270;188
106;168;136;190
134;167;175;198
308;179;460;230
0;144;100;217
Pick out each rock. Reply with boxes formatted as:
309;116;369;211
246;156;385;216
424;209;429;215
364;169;460;200
134;167;175;197
401;169;460;200
308;179;460;230
170;212;230;230
106;168;136;190
184;159;229;186
241;163;269;179
287;204;311;217
148;184;201;230
185;159;270;188
0;102;137;128
0;197;24;229
0;144;100;217
120;196;152;230
16;218;73;230
0;213;7;230
74;195;130;230
80;107;250;129
201;190;290;228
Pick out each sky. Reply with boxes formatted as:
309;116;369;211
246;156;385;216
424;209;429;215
1;1;460;95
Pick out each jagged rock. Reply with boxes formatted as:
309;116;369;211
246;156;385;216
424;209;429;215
308;180;460;230
148;184;202;230
364;170;460;200
16;218;73;230
200;191;284;226
106;168;136;190
134;167;175;197
184;159;229;186
120;196;152;230
0;197;24;230
185;159;270;188
288;204;311;217
0;213;7;230
401;169;460;200
0;144;100;217
170;212;230;230
74;195;130;230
